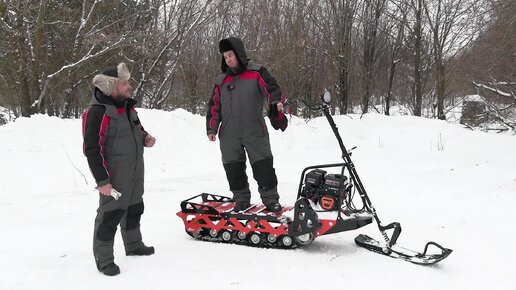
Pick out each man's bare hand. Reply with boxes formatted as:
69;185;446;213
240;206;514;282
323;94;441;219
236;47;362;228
277;102;283;112
208;134;216;142
98;183;113;196
144;134;156;147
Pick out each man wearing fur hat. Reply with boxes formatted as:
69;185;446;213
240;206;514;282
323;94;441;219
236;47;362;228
206;37;288;214
82;62;156;276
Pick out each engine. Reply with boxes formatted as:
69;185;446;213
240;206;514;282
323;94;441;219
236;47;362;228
301;169;349;211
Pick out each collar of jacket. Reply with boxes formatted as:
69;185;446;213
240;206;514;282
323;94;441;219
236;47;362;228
94;87;136;109
228;65;245;75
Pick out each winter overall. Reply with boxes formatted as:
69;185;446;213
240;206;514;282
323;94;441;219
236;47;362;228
83;89;146;270
206;37;285;207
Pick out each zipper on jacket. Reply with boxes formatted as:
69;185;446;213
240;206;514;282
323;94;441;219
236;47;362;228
126;107;140;189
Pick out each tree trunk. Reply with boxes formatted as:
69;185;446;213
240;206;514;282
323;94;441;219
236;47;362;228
361;0;385;114
436;57;446;120
338;55;349;114
386;60;396;116
32;0;46;114
413;0;423;116
12;1;31;117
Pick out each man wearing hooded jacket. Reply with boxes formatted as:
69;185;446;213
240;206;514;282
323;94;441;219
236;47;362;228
82;62;156;276
206;37;287;213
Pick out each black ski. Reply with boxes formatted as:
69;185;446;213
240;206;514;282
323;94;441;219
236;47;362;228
355;234;452;265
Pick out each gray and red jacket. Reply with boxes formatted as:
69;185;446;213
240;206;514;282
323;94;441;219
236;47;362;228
82;89;147;196
206;38;286;137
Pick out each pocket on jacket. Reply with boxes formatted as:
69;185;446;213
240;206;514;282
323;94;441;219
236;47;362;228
105;127;118;153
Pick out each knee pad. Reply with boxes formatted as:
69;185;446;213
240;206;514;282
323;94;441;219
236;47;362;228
223;162;249;191
97;209;125;241
251;158;277;191
125;202;144;230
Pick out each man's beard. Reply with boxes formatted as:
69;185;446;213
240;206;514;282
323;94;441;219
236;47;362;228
112;92;130;100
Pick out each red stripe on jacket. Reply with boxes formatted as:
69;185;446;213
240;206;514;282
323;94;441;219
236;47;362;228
210;86;221;130
82;110;88;154
240;70;272;102
82;110;88;137
98;114;111;177
210;75;237;130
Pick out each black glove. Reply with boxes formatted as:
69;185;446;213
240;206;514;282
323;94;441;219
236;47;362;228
267;103;288;132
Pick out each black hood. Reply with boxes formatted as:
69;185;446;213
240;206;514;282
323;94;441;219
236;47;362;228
219;37;249;73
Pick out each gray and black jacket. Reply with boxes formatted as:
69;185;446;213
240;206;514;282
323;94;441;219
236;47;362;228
82;89;147;196
206;37;285;138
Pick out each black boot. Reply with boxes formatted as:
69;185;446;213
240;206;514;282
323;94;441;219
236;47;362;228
100;263;120;276
126;245;155;256
265;202;282;214
233;201;250;212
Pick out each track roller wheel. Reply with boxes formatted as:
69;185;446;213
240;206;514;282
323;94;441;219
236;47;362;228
280;235;294;247
295;233;314;245
209;229;219;238
221;230;232;242
250;233;262;245
266;234;277;243
187;229;202;239
237;231;247;240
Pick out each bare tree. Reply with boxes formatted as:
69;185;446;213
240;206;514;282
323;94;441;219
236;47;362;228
452;0;515;131
424;0;481;119
359;0;387;114
132;0;219;110
0;0;508;125
309;0;359;114
384;2;406;115
0;0;153;118
412;0;424;116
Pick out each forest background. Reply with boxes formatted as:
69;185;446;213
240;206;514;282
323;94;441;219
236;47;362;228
0;0;514;130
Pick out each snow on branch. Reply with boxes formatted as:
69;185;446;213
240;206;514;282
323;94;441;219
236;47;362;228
74;0;102;53
32;35;128;108
0;16;13;32
473;81;514;99
134;0;214;99
471;83;516;132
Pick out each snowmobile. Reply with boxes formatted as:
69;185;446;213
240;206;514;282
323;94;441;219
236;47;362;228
177;90;452;265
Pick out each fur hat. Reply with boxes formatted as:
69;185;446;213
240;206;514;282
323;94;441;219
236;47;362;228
92;62;131;96
219;37;248;72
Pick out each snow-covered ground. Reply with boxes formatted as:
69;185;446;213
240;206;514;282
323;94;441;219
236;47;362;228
1;108;515;290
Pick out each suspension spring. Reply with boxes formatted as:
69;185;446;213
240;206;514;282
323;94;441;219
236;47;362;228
381;231;391;244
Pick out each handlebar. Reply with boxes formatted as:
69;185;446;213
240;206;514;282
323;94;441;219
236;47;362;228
285;98;324;111
284;86;335;112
